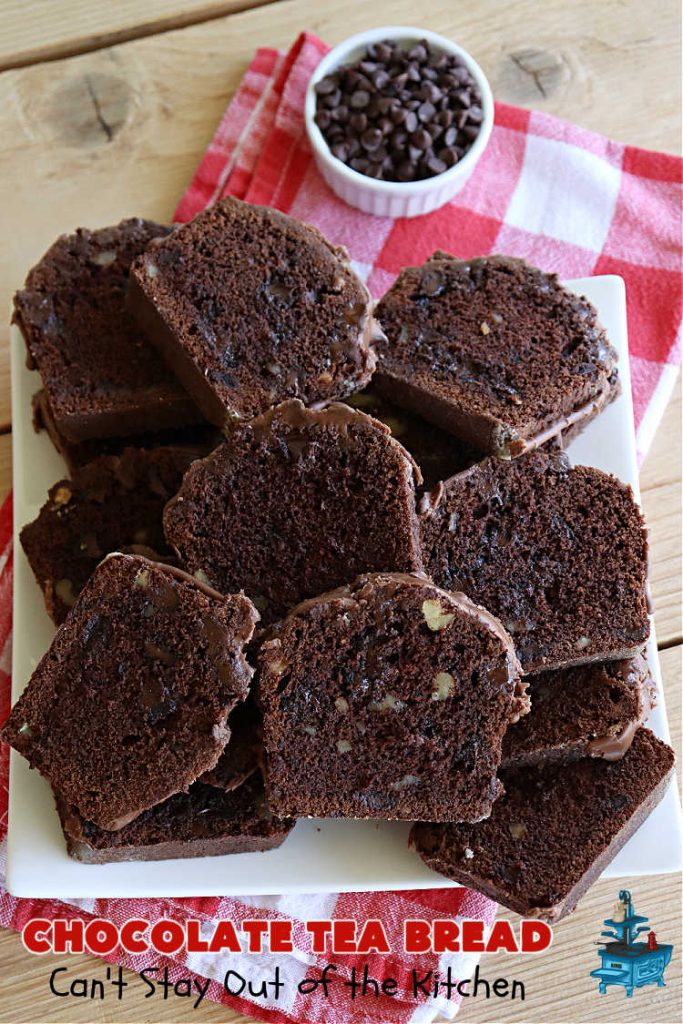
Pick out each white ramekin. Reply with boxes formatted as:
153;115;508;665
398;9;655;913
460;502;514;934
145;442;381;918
304;26;494;219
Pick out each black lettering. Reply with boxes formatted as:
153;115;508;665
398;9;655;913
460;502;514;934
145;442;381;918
471;965;490;998
140;967;158;997
492;978;509;997
223;970;247;996
382;977;398;996
49;968;69;997
412;969;435;998
511;979;526;1000
89;978;105;1000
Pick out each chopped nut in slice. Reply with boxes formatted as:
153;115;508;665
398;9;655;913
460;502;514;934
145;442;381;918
422;598;455;631
55;578;77;606
509;823;526;840
431;671;455;701
334;696;349;714
337;739;352;754
369;693;403;712
303;725;317;737
134;568;150;590
480;321;491;335
194;569;211;585
52;485;72;507
463;847;475;859
93;250;117;267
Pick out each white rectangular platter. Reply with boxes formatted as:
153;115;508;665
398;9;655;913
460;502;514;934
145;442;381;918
7;275;682;897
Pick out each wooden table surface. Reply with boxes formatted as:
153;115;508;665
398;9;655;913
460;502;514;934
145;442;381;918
0;2;680;1022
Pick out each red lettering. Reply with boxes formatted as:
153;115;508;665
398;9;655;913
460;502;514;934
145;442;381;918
53;918;85;953
242;920;269;953
208;920;241;953
403;919;431;953
461;920;485;951
150;919;184;955
332;920;356;954
356;919;390;954
306;920;333;954
486;920;518;953
521;920;553;952
120;919;149;954
270;920;293;953
22;919;52;954
85;919;119;955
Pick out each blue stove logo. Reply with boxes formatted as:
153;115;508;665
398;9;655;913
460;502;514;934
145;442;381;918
591;889;673;998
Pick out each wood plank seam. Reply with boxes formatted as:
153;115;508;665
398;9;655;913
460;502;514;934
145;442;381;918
0;0;276;73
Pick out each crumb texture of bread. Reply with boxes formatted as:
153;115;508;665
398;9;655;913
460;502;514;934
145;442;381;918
420;451;650;672
259;572;524;823
1;554;258;831
164;400;423;625
374;254;617;456
411;728;675;920
14;219;199;441
128;197;379;426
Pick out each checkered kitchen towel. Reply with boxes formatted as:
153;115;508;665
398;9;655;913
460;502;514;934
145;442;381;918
1;29;682;1024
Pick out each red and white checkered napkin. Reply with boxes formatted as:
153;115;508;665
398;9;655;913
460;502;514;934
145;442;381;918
1;29;682;1024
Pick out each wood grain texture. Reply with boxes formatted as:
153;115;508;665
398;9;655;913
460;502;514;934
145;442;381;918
0;0;273;71
0;0;680;430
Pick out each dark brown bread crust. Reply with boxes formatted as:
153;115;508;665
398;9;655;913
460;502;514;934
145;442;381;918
374;253;618;457
502;654;655;769
258;572;525;823
128;197;379;427
1;555;258;830
32;389;221;475
57;773;293;864
20;445;207;624
346;386;481;493
14;220;200;442
419;450;650;673
164;400;424;626
411;727;674;921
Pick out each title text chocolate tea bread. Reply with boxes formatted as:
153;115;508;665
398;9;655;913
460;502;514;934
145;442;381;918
411;727;674;921
374;253;618;456
347;387;480;493
258;573;526;822
164;400;423;625
1;555;258;830
420;451;649;672
14;220;200;442
502;655;655;769
58;773;292;864
128;197;379;427
21;445;206;624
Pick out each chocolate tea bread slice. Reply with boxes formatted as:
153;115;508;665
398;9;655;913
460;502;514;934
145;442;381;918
57;773;292;864
1;555;258;830
374;253;618;456
164;400;423;625
14;220;200;441
21;445;206;624
420;451;650;672
259;573;526;822
411;727;674;921
502;654;655;769
128;197;379;427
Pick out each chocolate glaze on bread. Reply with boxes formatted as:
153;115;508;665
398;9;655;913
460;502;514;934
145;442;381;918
420;451;650;672
128;197;379;427
21;446;206;624
411;728;674;921
502;654;656;769
259;572;526;822
57;773;292;864
374;253;618;457
346;386;481;493
164;400;423;625
1;555;258;830
15;220;200;442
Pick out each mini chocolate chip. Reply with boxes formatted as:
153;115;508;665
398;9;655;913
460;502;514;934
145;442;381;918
315;76;337;96
404;110;418;133
350;112;367;132
410;128;432;151
426;154;448;175
350;90;370;109
418;101;437;123
361;127;383;151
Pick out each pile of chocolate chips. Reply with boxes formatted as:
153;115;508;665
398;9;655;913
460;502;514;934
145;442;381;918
314;38;484;182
